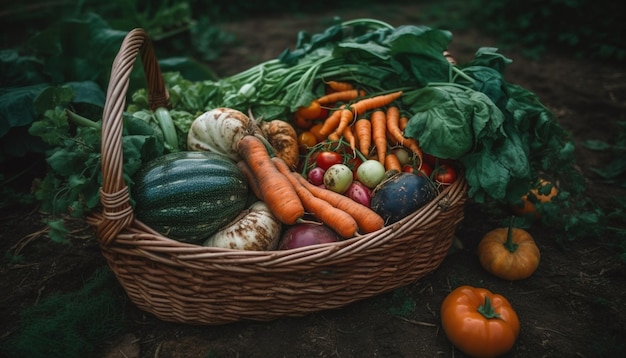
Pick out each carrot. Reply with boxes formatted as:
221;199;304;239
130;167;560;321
399;116;409;131
272;157;359;238
293;173;385;234
349;90;403;116
370;110;388;164
325;80;354;92
236;160;263;199
327;132;340;141
342;125;357;153
237;135;304;225
385;106;403;144
331;108;355;140
316;89;365;106
354;118;371;156
384;152;402;173
318;105;345;137
386;106;423;163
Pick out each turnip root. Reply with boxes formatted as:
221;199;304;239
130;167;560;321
203;201;282;250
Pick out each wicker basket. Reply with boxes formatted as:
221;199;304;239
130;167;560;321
86;28;469;325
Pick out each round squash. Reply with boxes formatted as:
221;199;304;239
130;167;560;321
478;221;540;281
370;172;438;224
132;151;249;244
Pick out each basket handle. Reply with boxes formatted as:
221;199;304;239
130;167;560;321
97;28;170;245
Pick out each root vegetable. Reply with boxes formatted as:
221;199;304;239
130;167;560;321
204;201;282;251
260;119;300;169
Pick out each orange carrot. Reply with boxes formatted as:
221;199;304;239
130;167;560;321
236;160;263;199
386;106;423;163
325;80;354;92
342;124;357;153
317;89;366;106
354;118;371;156
349;90;403;116
386;106;403;144
384;152;402;173
272;157;359;238
327;132;339;141
370;110;388;164
293;173;385;234
237;135;304;225
399;116;409;131
318;105;345;137
331;108;355;140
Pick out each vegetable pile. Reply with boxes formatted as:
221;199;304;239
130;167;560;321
28;18;583;245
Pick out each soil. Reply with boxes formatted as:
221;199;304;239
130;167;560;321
1;5;625;358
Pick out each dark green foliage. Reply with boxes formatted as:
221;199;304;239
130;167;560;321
1;267;126;358
466;0;626;61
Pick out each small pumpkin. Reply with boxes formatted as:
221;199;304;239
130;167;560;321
441;285;520;358
478;218;540;280
511;178;558;218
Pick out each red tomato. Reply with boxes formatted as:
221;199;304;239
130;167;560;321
402;162;432;178
419;162;433;177
433;163;457;184
316;151;343;170
402;164;417;174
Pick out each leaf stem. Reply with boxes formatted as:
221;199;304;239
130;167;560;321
65;109;101;129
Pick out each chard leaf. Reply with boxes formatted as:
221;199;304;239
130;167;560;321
402;85;504;159
464;47;513;74
385;25;452;58
459;66;509;109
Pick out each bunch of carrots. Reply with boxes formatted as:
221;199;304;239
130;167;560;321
236;134;385;238
234;81;427;239
294;81;424;172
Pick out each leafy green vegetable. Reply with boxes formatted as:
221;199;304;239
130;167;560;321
27;85;173;241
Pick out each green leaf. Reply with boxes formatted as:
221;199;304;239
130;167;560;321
0;84;47;137
464;47;513;74
0;49;46;86
33;86;75;115
403;85;504;159
46;218;70;244
28;107;71;146
583;139;611;151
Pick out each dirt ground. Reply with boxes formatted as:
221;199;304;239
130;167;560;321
1;5;625;358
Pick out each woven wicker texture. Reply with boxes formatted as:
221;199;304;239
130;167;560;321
87;28;469;325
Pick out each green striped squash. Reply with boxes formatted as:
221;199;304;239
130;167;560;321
132;151;249;244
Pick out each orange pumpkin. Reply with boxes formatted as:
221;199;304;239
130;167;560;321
478;220;540;281
512;179;558;218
